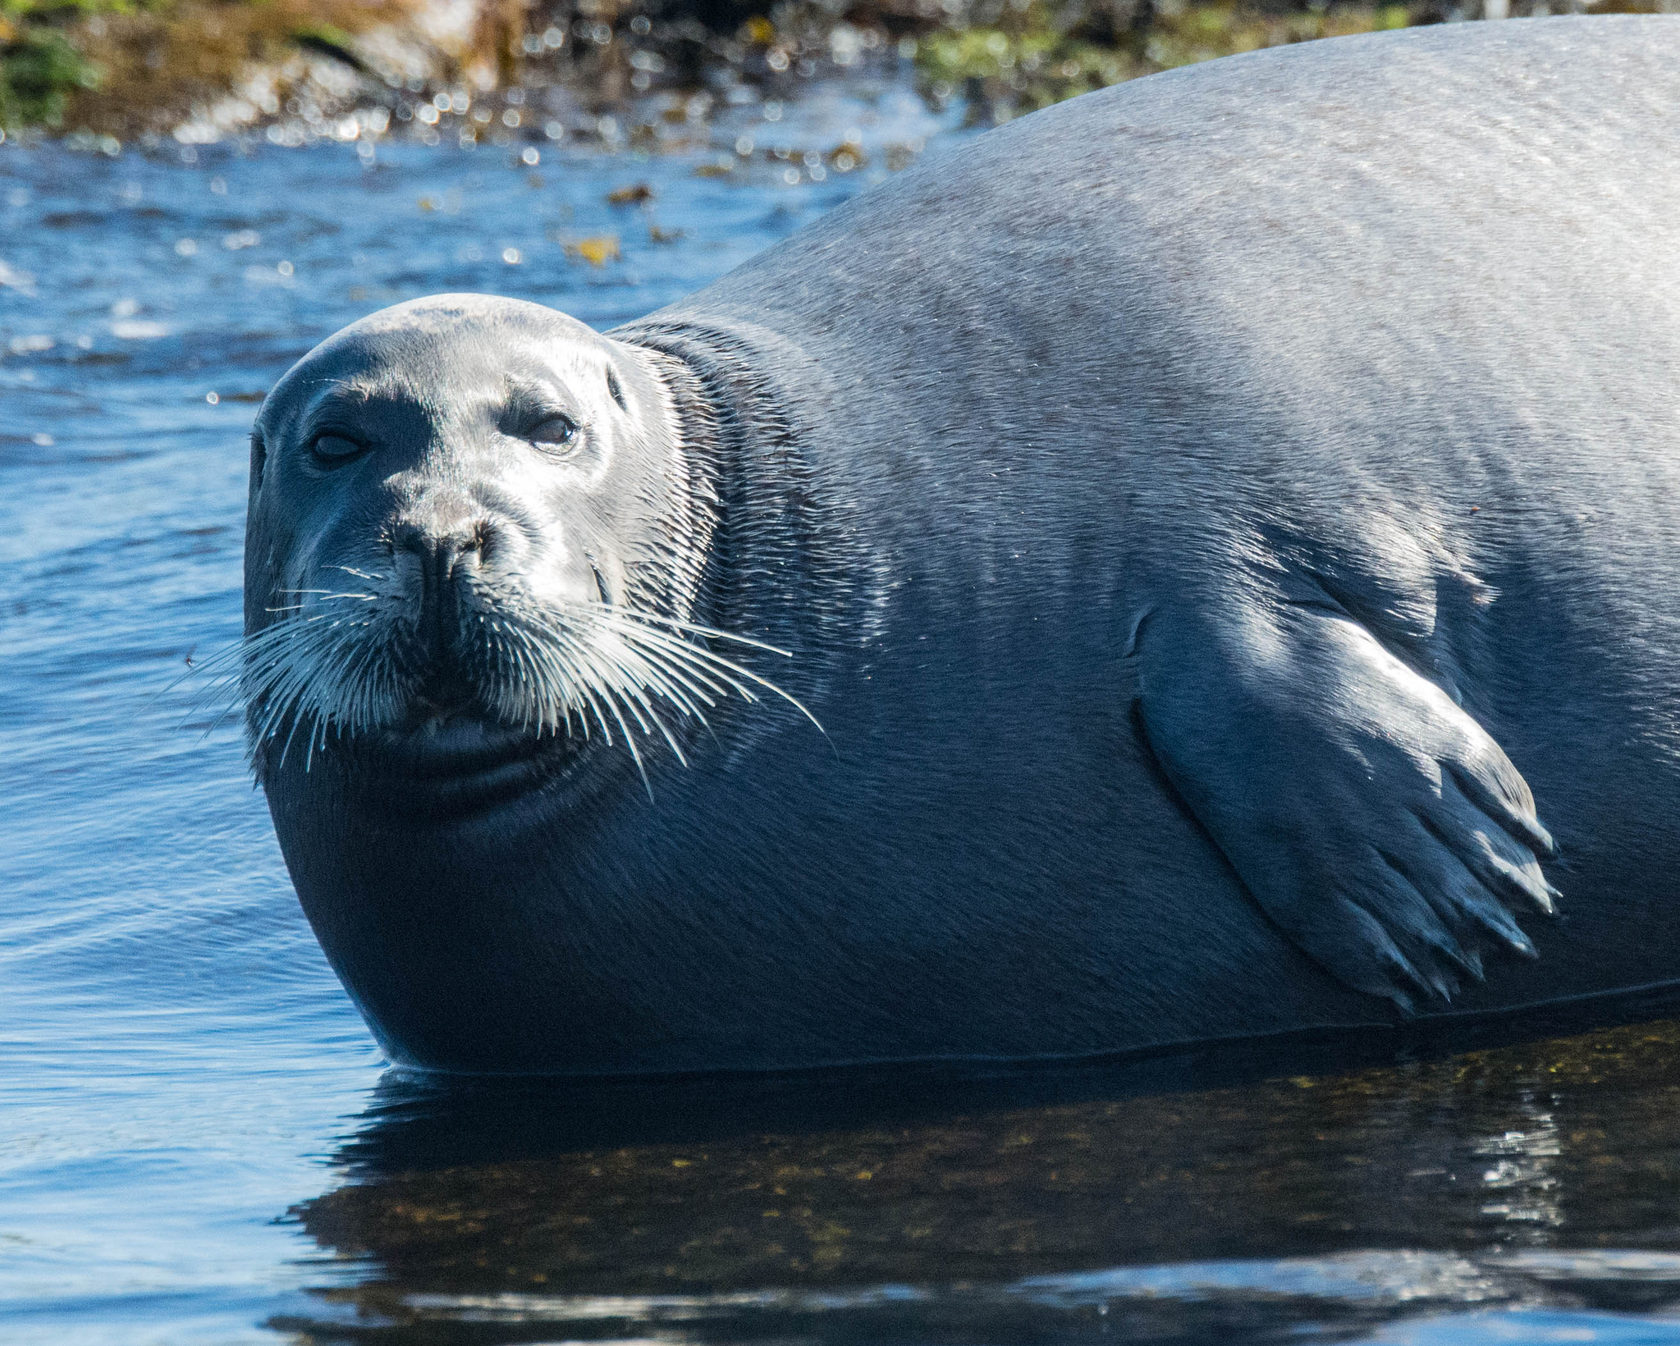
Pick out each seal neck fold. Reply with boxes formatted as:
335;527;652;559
614;319;831;657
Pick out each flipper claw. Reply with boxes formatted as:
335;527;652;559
1134;592;1556;1007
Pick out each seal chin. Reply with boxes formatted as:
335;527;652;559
363;711;587;815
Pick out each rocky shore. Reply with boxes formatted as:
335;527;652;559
0;0;1664;147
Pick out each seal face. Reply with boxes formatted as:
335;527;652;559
242;295;789;811
243;17;1680;1074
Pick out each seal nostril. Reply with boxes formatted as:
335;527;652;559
394;520;498;575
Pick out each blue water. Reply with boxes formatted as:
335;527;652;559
8;77;1680;1346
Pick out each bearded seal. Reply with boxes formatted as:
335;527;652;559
243;16;1680;1074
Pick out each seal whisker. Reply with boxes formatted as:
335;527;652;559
479;603;597;742
484;616;532;735
576;619;718;727
619;655;715;727
265;593;378;614
571;634;663;739
516;627;559;737
334;622;396;732
466;604;769;781
564;605;742;691
577;605;824;737
592;678;652;797
585;614;734;698
594;646;694;766
543;630;598;738
570;645;638;747
511;605;719;752
607;666;691;765
584;605;797;660
597;622;760;705
316;626;392;765
240;622;341;723
515;630;566;737
271;684;314;771
584;631;735;709
270;588;380;599
174;616;319;707
252;654;331;748
511;619;589;738
536;631;613;744
184;662;261;741
230;612;393;762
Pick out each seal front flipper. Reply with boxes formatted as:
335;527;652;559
1130;595;1559;1012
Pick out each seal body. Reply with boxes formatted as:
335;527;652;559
250;16;1680;1073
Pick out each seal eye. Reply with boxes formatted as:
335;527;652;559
528;415;580;453
310;433;366;465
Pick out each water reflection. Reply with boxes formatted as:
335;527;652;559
281;1004;1680;1342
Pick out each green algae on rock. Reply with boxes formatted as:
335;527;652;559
913;0;1423;122
0;0;102;129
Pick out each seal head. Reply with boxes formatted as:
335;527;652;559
244;294;728;806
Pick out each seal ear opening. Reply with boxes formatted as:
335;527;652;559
606;368;628;412
250;430;268;492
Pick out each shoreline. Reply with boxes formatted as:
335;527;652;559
2;0;1649;151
